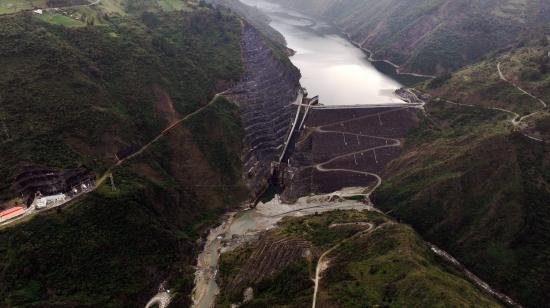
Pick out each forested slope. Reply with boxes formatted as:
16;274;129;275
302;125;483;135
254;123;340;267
0;6;249;306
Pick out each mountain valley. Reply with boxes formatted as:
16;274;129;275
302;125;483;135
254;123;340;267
0;0;548;307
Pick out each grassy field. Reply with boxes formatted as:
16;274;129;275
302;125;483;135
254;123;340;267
0;0;47;14
35;11;85;26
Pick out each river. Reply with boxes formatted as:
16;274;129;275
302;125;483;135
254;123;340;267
190;189;375;308
241;0;425;105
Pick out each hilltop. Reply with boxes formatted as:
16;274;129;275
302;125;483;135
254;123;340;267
216;210;502;307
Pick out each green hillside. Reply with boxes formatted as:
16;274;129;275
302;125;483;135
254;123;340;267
216;210;501;307
375;40;550;306
424;40;550;114
0;5;249;306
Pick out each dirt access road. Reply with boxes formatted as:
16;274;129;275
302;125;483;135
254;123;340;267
435;63;547;143
145;291;171;308
311;222;376;308
97;93;224;187
2;94;222;232
191;192;375;308
297;106;409;197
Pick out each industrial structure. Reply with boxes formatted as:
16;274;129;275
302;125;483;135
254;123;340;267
0;206;25;223
34;193;67;209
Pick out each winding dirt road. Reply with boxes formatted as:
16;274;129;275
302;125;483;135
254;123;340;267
145;292;171;308
435;63;547;143
300;94;523;307
498;62;547;108
298;107;404;307
98;93;224;187
311;222;375;308
299;107;405;197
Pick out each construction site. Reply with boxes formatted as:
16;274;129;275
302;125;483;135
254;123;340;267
279;103;421;202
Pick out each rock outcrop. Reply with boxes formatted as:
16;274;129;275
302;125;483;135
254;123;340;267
225;25;301;201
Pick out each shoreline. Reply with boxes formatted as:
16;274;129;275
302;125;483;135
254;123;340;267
342;31;436;79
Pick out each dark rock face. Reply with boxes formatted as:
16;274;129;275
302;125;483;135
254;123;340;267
10;165;95;203
281;107;419;202
225;25;301;201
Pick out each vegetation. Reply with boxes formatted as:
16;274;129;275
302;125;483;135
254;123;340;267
0;180;181;307
0;3;251;306
216;210;501;307
421;41;550;115
375;80;550;307
323;223;500;307
0;6;243;193
207;0;287;46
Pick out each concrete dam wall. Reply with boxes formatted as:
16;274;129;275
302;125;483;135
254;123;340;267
225;25;302;201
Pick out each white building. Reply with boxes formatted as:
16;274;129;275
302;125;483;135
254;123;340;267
33;9;43;15
35;193;66;209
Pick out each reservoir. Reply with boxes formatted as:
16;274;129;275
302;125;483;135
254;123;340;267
241;0;417;105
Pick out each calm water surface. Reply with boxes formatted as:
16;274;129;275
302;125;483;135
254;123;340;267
241;0;405;105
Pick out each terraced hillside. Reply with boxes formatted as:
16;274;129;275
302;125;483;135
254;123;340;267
270;0;550;76
0;0;191;14
216;210;502;307
281;106;420;202
225;24;301;200
0;5;253;307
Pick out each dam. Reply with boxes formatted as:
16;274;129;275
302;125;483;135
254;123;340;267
224;0;427;203
240;0;420;105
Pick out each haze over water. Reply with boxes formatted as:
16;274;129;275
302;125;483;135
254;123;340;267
241;0;404;105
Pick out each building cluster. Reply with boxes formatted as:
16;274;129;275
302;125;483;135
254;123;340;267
34;193;66;210
33;180;95;210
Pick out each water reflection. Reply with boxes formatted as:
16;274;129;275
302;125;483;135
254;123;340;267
241;0;412;105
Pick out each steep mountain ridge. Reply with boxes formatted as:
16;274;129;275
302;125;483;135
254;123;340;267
224;24;301;201
0;1;308;305
1;0;549;307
